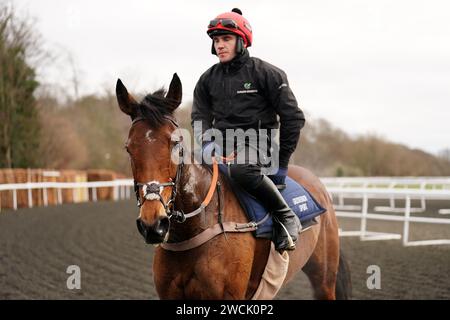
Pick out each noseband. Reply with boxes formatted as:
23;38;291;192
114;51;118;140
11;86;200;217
132;116;186;223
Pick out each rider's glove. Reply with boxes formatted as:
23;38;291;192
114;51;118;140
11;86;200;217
202;142;222;165
268;167;288;190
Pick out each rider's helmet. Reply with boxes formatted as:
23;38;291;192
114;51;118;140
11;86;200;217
207;8;253;55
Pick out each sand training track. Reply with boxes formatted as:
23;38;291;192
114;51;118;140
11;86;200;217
0;200;449;299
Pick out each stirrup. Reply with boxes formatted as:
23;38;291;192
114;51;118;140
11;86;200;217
278;221;296;249
273;216;298;251
275;237;296;252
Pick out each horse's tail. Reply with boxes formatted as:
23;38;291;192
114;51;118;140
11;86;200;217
335;249;352;300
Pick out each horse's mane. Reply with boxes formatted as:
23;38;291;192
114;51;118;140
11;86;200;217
138;88;177;127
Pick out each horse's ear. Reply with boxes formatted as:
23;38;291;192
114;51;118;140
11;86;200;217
116;79;137;117
166;73;182;108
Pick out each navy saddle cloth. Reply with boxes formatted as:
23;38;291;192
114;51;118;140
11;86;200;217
218;164;327;239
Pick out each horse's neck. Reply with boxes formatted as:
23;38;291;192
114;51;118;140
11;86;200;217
168;163;244;242
176;163;211;212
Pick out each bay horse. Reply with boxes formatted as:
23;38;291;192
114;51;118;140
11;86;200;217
116;74;351;299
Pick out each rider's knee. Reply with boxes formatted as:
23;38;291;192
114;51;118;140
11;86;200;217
229;164;263;190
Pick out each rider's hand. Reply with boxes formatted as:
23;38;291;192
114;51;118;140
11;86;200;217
202;142;222;164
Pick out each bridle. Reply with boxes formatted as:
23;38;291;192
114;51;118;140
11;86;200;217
132;116;186;223
131;116;220;224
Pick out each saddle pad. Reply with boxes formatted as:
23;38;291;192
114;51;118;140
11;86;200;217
218;164;327;238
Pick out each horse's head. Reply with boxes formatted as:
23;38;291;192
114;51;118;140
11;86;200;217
116;74;183;244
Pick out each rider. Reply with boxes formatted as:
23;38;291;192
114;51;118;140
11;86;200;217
191;8;305;251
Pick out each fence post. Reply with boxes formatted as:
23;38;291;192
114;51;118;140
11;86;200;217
360;193;368;239
43;188;48;206
403;195;411;246
13;189;18;210
389;182;396;209
113;185;118;201
28;187;33;208
57;188;62;205
420;182;426;212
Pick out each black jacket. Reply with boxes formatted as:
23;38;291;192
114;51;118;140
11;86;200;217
191;50;305;168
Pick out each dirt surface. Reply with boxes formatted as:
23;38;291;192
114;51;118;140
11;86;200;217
0;199;449;300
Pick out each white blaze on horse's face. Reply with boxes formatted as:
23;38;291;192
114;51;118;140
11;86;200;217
145;130;155;143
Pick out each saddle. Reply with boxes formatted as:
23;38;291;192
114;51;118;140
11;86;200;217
218;164;326;239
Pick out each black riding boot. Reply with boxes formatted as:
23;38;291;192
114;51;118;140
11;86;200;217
248;175;302;251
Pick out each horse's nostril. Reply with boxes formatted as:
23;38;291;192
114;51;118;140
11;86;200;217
155;217;170;236
136;217;169;244
136;218;146;236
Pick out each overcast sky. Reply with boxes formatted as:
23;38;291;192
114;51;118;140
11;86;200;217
12;0;450;154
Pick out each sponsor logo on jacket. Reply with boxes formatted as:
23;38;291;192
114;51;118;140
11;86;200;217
237;82;258;94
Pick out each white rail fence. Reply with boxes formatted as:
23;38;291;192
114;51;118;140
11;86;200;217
0;179;133;211
322;177;450;214
1;178;450;247
326;186;450;247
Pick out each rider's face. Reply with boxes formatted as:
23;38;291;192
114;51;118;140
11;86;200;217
213;34;237;63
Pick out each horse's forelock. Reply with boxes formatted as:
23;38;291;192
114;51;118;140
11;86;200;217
139;88;175;127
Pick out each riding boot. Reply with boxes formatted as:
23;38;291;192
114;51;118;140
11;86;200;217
248;175;302;251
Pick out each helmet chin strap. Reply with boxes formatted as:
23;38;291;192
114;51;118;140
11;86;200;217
236;37;244;54
211;36;245;56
